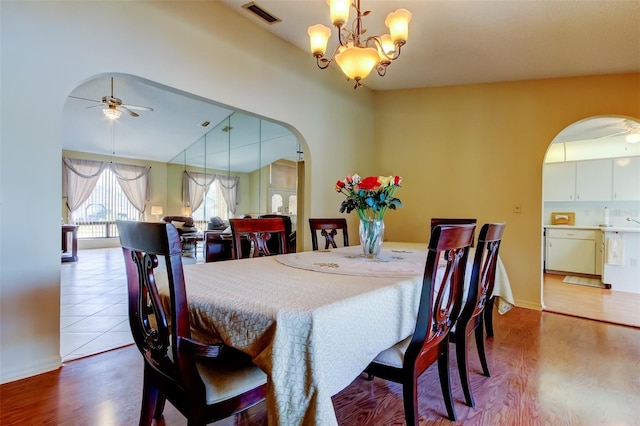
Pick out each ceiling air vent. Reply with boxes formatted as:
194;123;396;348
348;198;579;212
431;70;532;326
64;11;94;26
199;120;211;128
242;2;281;24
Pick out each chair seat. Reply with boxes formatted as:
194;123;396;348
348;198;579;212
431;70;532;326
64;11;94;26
371;335;411;368
196;359;267;405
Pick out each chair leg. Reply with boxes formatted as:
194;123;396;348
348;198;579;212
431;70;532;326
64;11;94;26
475;318;490;377
437;346;457;421
140;375;159;426
484;298;495;337
455;333;475;408
402;376;420;426
153;394;166;419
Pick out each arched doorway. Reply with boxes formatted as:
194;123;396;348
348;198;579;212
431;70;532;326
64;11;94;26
60;73;309;360
541;116;640;326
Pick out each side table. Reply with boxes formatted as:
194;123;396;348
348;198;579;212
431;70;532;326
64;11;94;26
180;233;203;259
61;225;79;263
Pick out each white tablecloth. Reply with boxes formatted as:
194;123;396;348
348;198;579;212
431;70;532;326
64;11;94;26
277;243;514;314
155;243;513;426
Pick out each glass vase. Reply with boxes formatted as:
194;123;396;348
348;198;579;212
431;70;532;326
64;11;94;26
359;219;385;259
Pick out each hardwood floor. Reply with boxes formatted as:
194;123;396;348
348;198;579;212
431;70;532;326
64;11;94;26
543;273;640;328
2;307;639;425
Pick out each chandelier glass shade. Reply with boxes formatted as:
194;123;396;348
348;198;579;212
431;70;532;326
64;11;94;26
308;0;411;89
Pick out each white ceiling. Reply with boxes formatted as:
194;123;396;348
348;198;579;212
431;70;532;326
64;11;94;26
62;1;640;167
219;0;640;91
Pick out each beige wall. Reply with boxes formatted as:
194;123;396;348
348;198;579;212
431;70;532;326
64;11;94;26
374;73;640;309
1;1;374;383
2;0;638;385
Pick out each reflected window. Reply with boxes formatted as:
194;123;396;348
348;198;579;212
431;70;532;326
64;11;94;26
193;181;230;223
271;194;283;214
288;195;297;216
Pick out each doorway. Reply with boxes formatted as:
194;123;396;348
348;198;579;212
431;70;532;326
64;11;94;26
541;116;640;327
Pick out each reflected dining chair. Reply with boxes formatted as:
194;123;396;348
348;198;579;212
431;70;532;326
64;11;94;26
229;217;288;259
364;224;476;424
309;218;349;250
116;221;267;426
449;222;506;408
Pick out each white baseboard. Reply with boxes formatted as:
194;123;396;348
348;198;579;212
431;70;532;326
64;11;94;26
0;356;61;385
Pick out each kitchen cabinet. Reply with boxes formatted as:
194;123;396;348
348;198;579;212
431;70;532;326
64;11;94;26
613;157;640;201
544;157;640;202
575;159;612;201
545;228;598;275
543;162;576;202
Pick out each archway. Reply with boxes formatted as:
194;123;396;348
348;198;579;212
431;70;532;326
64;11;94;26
541;115;640;325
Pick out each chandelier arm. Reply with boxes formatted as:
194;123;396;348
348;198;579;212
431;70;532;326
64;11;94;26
315;43;343;70
376;63;388;77
367;36;403;62
316;56;332;70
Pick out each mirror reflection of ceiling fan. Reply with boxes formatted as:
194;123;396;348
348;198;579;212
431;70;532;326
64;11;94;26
595;119;640;143
68;77;154;120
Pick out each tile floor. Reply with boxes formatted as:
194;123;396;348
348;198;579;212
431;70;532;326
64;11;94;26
60;247;202;362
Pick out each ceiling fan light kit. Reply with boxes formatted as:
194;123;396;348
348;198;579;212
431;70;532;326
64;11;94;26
308;0;411;89
103;106;122;120
626;132;640;144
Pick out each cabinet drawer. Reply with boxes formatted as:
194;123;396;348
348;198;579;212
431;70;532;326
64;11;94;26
547;229;596;240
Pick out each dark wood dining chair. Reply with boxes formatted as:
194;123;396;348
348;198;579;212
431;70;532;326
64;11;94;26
430;217;498;337
229;217;288;259
259;214;296;253
364;224;476;424
449;222;506;408
309;218;349;250
116;220;267;426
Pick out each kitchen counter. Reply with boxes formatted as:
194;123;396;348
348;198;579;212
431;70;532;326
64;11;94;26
544;225;640;233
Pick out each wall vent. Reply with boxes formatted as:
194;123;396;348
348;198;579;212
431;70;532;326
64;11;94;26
242;2;281;24
199;120;211;128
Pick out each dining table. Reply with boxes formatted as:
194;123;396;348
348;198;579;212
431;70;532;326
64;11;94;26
155;242;514;426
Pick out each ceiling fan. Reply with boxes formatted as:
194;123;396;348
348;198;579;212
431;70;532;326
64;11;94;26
69;77;154;119
594;119;640;142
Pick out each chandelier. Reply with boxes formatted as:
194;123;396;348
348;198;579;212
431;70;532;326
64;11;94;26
308;0;411;89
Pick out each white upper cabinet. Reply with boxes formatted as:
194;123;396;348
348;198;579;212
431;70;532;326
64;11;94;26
613;157;640;201
575;159;613;201
543;162;576;201
544;157;640;202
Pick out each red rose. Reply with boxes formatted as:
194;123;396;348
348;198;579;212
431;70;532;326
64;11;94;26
336;180;345;188
359;176;380;191
394;176;402;185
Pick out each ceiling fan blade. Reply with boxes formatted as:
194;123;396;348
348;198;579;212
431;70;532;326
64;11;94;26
68;95;101;104
594;129;630;140
122;104;154;112
120;107;139;117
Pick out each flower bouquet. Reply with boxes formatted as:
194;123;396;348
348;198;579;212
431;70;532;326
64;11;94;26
335;174;403;258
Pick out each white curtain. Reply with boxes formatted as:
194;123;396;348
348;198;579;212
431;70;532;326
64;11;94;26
109;163;151;220
183;171;215;213
62;158;108;223
216;175;240;216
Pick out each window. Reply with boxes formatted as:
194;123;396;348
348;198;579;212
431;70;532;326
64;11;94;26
192;180;230;227
75;168;138;238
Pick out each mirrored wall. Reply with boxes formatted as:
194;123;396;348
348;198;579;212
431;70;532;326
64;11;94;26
167;111;302;230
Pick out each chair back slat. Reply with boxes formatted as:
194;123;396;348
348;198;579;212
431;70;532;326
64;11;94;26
116;220;203;397
407;224;476;362
459;223;506;329
229;217;288;259
430;218;477;247
309;218;349;250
